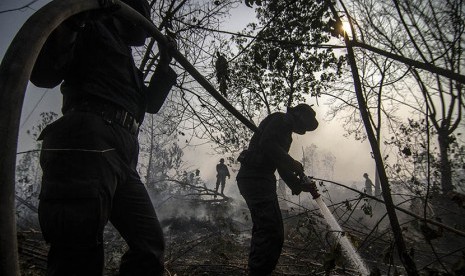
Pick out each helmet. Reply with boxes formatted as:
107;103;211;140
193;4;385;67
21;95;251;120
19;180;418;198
289;104;318;131
122;0;150;19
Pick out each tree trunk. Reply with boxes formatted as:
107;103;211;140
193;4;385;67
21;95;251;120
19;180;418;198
329;3;418;274
374;170;381;197
438;130;453;193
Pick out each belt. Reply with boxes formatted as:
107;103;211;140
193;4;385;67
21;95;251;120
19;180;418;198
68;101;140;135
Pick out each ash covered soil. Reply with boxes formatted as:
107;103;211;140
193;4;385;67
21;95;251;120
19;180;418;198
18;199;363;275
18;196;465;275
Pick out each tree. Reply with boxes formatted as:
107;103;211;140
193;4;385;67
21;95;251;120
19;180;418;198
344;0;464;193
229;0;344;117
128;0;254;200
136;0;247;154
384;118;442;195
301;144;336;180
138;114;184;191
319;0;465;273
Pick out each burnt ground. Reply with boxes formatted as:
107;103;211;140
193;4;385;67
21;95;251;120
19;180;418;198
17;196;465;275
17;200;361;275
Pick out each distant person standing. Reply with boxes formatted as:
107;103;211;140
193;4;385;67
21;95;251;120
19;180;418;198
363;173;374;196
215;158;230;196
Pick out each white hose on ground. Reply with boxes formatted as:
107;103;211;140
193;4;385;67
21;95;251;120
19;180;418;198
315;196;370;276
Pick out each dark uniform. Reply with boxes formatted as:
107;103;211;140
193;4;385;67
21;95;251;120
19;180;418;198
237;110;316;276
30;2;176;275
215;159;230;195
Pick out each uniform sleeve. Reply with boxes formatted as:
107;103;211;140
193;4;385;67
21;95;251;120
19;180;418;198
30;25;78;88
260;115;302;194
277;167;302;195
145;65;177;114
259;115;295;170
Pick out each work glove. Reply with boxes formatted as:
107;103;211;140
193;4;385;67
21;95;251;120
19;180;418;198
300;176;320;199
158;35;177;67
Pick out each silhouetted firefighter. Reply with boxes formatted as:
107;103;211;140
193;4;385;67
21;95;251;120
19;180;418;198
363;172;374;196
236;104;320;275
215;158;230;197
29;0;176;275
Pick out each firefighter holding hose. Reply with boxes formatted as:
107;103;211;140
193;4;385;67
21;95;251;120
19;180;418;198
30;0;176;275
237;103;320;275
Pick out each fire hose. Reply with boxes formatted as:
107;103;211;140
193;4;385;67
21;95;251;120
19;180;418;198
298;173;370;275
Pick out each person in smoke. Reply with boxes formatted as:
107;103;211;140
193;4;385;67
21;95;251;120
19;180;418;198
236;103;320;275
215;158;230;196
30;0;176;275
363;173;374;196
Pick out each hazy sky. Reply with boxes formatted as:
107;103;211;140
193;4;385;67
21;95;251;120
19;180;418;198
0;0;376;191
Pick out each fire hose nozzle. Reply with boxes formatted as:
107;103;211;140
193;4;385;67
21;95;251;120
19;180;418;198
300;174;320;199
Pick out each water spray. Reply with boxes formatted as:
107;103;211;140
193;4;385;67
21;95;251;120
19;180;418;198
300;175;370;275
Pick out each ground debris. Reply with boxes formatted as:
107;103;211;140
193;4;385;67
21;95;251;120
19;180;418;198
17;230;48;276
17;210;358;276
